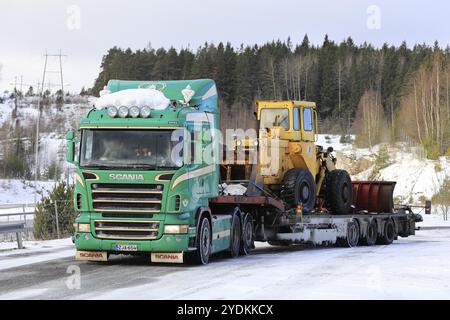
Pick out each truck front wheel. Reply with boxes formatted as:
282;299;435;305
186;217;212;265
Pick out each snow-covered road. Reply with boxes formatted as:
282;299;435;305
0;218;449;300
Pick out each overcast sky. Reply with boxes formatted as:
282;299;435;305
0;0;449;93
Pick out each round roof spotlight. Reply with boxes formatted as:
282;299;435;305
253;140;259;147
129;106;140;118
118;106;129;118
140;106;151;118
106;106;118;118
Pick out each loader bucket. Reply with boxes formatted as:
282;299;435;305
352;181;396;214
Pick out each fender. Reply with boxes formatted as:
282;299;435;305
193;206;212;247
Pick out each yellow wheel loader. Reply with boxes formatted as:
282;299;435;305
256;100;353;214
224;100;353;214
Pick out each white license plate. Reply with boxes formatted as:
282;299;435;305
115;244;138;252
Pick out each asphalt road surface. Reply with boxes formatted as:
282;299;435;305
1;227;449;300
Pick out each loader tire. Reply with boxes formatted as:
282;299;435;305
325;170;353;215
281;168;317;214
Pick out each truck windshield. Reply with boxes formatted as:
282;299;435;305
260;108;290;130
80;129;183;169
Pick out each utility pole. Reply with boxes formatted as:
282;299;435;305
34;53;48;207
54;202;60;239
34;50;68;208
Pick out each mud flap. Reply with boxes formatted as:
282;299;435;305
76;251;108;262
151;252;184;264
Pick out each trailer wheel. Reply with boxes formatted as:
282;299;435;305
240;214;254;256
281;168;317;213
362;219;377;246
377;219;395;245
325;170;353;215
337;220;360;248
227;213;241;258
186;216;212;265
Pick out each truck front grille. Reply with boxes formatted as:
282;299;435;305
91;184;163;212
94;220;160;240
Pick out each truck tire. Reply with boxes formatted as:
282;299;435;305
240;214;254;256
281;168;317;213
227;213;241;258
325;170;353;215
337;220;360;248
362;219;378;246
377;219;395;245
185;216;212;265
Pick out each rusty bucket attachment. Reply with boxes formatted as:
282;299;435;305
352;181;396;214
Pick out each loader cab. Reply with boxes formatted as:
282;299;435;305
256;101;318;142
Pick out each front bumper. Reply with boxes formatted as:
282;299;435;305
74;232;191;253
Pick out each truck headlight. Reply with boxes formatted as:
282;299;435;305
77;223;91;233
118;106;129;118
164;225;189;234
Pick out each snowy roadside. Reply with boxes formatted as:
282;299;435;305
0;238;74;271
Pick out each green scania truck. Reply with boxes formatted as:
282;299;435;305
67;79;425;265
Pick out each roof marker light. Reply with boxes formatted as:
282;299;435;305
118;106;129;118
129;106;140;118
140;106;151;118
107;106;118;118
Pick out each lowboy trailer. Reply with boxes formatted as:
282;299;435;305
67;79;426;265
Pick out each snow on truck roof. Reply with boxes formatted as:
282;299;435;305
96;88;171;110
95;79;218;113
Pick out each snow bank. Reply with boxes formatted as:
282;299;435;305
317;134;354;152
0;102;13;125
325;136;450;203
0;180;55;205
95;89;170;110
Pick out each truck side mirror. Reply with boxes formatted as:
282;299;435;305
66;130;76;164
425;200;432;215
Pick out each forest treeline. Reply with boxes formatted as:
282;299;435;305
91;35;450;158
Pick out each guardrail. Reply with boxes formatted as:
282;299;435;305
0;204;35;211
0;222;25;249
0;212;35;218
